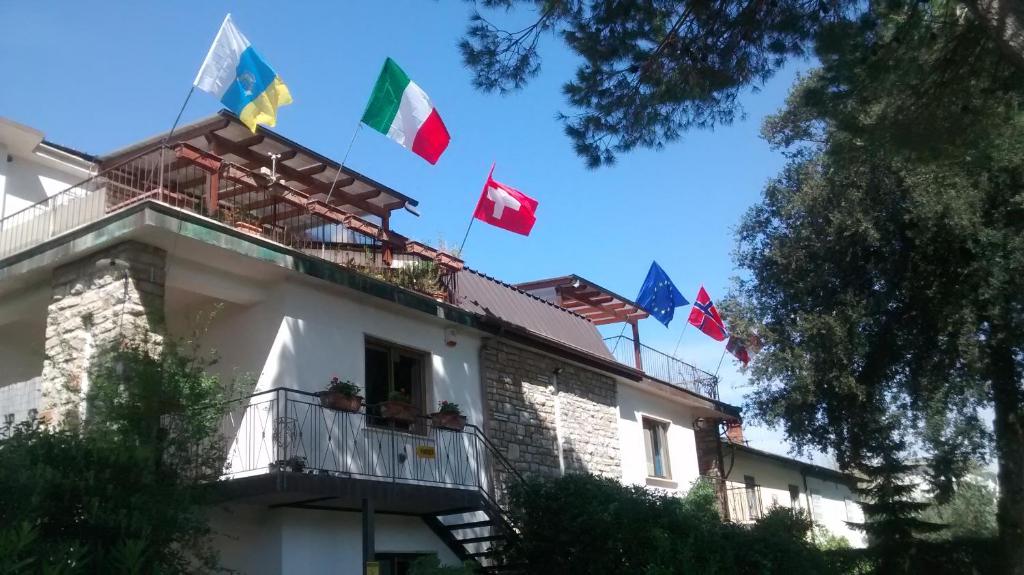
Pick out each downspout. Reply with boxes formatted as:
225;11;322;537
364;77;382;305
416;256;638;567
552;368;566;476
0;144;8;225
802;468;814;522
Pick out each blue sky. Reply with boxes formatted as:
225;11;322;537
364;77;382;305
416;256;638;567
1;1;825;462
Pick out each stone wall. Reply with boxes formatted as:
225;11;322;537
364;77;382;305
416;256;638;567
481;339;620;479
41;241;166;424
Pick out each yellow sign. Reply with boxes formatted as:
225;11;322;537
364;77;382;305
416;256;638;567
366;561;380;575
416;445;437;459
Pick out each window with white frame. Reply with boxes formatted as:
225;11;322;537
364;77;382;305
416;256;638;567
642;417;671;479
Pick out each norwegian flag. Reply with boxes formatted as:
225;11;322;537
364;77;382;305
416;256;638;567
472;164;538;236
688;286;728;341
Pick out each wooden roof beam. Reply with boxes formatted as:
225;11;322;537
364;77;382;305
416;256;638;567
207;133;387;217
259;206;306;225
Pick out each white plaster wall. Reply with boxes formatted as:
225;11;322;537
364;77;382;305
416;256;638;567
180;279;484;423
1;150;88;218
617;383;702;494
210;506;461;574
726;451;866;547
208;505;283;575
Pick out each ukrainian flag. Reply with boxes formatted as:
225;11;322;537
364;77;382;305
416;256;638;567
194;14;292;132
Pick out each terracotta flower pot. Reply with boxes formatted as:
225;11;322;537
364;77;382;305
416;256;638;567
320;391;363;412
380;400;417;423
431;411;467;431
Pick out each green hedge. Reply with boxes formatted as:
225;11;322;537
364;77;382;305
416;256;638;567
497;473;996;575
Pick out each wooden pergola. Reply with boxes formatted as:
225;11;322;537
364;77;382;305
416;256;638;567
515;275;649;369
98;111;460;270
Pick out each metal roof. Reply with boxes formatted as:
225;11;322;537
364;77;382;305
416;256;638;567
454;268;616;361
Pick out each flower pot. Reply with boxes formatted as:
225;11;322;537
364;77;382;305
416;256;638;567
380;400;417;423
319;391;363;412
431;411;467;431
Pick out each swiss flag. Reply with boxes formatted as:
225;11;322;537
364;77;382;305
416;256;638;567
472;165;538;236
688;286;728;341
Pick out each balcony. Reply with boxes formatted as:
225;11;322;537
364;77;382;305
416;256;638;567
604;335;719;399
210;388;518;517
0;136;461;300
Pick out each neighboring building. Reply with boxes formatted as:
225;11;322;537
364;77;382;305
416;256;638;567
719;426;866;546
0;112;864;573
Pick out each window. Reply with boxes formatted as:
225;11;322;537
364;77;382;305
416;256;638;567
642;417;671;479
375;553;434;575
744;475;760;519
811;491;824;521
365;338;427;418
789;484;801;508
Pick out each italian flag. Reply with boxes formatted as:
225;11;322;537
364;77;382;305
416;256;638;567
361;58;451;164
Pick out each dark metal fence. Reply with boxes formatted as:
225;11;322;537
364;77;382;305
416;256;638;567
217;388;520;504
701;476;765;523
604;335;719;399
0;145;378;263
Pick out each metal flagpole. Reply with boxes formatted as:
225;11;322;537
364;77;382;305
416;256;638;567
323;122;364;206
457;214;476;256
458;162;495;256
158;85;197;189
714;346;729;378
320;122;364;259
671;321;691;358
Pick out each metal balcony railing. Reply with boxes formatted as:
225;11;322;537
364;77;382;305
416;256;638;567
604;335;719;399
0;144;457;300
724;483;764;523
701;476;764;523
216;388;520;506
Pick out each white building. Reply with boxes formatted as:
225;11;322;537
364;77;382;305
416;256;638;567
0;113;864;573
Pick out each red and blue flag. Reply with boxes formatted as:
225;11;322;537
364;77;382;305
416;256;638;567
688;286;727;341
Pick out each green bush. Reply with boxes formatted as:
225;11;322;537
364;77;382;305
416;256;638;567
0;342;233;574
499;474;828;575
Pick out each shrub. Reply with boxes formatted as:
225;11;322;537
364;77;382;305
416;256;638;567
499;473;827;575
0;341;234;573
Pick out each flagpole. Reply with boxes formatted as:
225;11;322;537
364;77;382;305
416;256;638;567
158;84;198;190
324;122;364;206
714;346;728;378
671;321;691;358
458;162;495;257
457;214;476;257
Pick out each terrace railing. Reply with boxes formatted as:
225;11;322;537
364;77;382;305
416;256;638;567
604;335;719;399
216;388;521;507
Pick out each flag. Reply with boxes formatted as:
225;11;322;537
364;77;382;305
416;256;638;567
726;336;750;367
472;164;538;235
688;286;727;341
362;58;451;164
194;14;293;133
635;262;689;327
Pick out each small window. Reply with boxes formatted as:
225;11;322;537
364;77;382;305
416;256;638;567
365;338;428;424
744;475;760;519
811;491;824;521
789;484;801;508
642;417;671;479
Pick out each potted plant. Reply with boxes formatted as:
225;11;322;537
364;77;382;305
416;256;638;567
319;376;363;412
380;390;417;423
269;455;306;473
431;400;467;431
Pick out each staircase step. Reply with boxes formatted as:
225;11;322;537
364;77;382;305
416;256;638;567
467;550;498;559
457;534;504;544
447;519;496;530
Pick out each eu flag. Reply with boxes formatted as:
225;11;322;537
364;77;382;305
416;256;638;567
636;262;689;327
